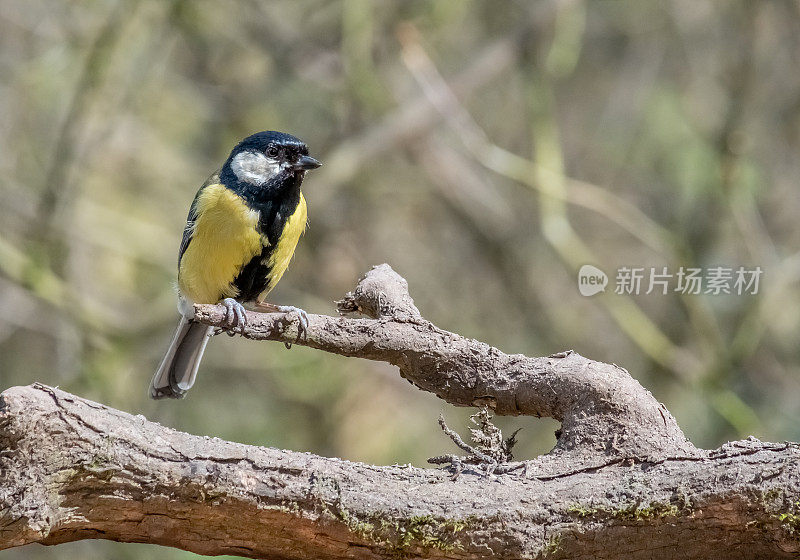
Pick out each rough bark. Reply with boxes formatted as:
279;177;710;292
1;264;799;559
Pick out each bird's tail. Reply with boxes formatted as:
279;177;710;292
150;316;214;399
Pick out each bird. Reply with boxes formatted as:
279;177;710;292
150;130;321;399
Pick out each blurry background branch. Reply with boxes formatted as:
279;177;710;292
398;21;701;379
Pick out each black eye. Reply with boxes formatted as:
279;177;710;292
266;146;279;158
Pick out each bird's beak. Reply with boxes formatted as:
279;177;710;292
293;155;322;171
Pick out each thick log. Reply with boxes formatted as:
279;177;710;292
0;384;799;559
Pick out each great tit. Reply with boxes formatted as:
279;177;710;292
150;131;321;399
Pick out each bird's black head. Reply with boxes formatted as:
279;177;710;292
220;131;321;197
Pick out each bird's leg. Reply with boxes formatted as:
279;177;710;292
221;298;247;334
254;301;309;344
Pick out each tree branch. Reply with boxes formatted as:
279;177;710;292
2;264;799;559
195;264;694;463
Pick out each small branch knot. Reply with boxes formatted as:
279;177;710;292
336;263;421;320
428;408;524;478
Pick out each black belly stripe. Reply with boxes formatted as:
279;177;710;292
233;247;272;302
231;180;303;303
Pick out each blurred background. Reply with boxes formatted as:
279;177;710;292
2;1;799;558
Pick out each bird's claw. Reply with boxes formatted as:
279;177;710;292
275;305;309;342
222;298;247;333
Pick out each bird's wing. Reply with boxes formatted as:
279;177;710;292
178;171;220;266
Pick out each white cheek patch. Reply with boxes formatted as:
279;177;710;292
231;151;282;186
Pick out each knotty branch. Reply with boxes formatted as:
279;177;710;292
2;264;799;559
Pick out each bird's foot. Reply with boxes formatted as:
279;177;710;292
275;305;309;344
255;301;308;349
222;298;247;333
254;302;309;347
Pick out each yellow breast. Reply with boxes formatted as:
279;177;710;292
178;184;262;304
258;193;307;301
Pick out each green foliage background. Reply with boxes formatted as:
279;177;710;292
1;1;799;558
